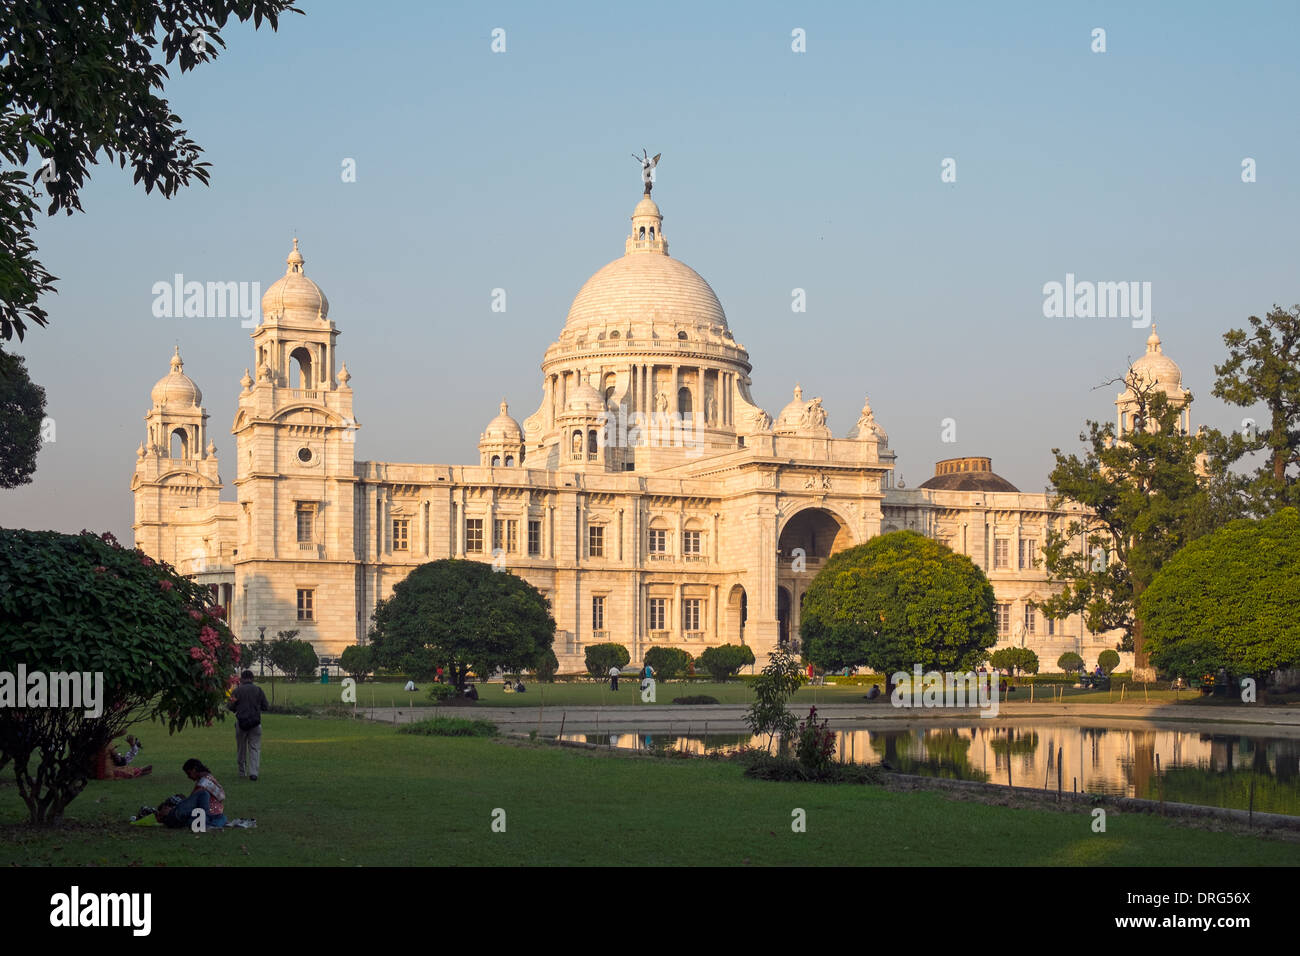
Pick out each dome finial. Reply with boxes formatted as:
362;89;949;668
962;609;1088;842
499;398;509;415
170;345;183;371
286;237;305;275
1147;323;1161;352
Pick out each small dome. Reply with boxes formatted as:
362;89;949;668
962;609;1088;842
632;196;661;219
565;378;606;414
482;400;522;442
1128;325;1182;391
772;384;829;435
260;238;329;322
919;457;1019;493
151;347;202;407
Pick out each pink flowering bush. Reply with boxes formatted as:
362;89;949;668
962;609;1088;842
0;529;240;824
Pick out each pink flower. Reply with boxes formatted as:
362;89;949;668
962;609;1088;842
189;609;203;621
199;625;220;649
159;580;174;591
231;646;242;664
92;565;107;574
140;554;155;567
189;646;204;660
101;532;119;546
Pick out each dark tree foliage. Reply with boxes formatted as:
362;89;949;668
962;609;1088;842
1212;305;1300;514
801;531;997;689
0;347;45;486
0;529;239;824
1038;371;1234;671
369;560;555;690
339;644;374;682
1141;509;1300;682
584;642;630;680
694;643;755;682
643;646;692;680
0;0;301;340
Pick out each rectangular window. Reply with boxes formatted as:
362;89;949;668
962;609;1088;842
528;519;541;556
1023;604;1036;634
296;504;314;543
994;538;1010;570
683;598;702;631
392;518;409;552
996;603;1011;635
492;519;519;554
683;530;701;555
648;529;667;554
297;588;315;621
466;518;484;554
1019;539;1037;570
592;595;605;631
588;525;604;558
493;519;503;553
1046;616;1056;636
648;597;666;631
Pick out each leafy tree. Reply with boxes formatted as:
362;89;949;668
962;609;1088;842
0;529;239;824
1038;370;1230;676
268;631;317;681
743;648;804;752
1057;652;1084;675
584;642;630;680
644;646;692;681
1097;649;1121;676
1212;305;1300;513
340;644;374;683
989;647;1038;677
801;531;997;691
0;347;45;486
369;559;555;690
0;0;300;341
532;647;559;683
1140;509;1300;682
695;644;755;682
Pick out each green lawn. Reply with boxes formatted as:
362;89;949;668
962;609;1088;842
263;677;1237;710
0;715;1293;866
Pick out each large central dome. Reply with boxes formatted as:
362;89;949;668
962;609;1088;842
560;195;730;340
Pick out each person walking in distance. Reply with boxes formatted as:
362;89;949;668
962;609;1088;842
228;669;269;780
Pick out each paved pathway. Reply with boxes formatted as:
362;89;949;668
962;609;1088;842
359;700;1300;734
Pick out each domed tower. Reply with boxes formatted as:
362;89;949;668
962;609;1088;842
132;347;221;558
479;400;524;467
232;239;358;567
1116;325;1192;436
523;187;771;470
556;376;613;472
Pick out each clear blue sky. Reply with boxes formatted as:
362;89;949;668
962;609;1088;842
3;0;1297;539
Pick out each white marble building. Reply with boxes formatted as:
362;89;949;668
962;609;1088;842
132;184;1189;673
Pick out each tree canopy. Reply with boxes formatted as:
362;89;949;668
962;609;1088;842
1038;371;1234;673
0;529;239;824
800;530;997;684
1212;305;1300;513
369;560;555;689
0;0;299;340
1140;508;1300;681
0;347;45;486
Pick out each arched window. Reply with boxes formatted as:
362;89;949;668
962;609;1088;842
677;330;687;340
170;428;189;459
504;455;514;466
587;429;598;457
638;226;646;239
290;346;313;390
649;226;655;239
610;330;620;339
572;430;583;459
678;386;693;417
491;455;501;466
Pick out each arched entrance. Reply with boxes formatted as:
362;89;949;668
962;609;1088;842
726;584;748;646
777;507;854;653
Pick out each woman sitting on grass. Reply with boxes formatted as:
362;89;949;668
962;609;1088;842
157;759;227;829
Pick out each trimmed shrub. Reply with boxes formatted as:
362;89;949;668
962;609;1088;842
533;647;559;683
1097;649;1120;675
398;717;497;737
584;642;630;679
1057;652;1084;675
340;644;374;682
426;683;458;702
644;646;693;680
696;643;755;681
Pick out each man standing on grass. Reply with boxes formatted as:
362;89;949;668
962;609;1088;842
228;670;269;781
